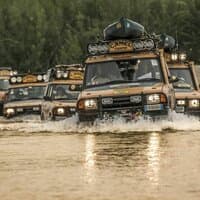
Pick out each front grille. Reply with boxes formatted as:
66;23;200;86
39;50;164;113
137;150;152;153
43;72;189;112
101;96;142;110
16;107;40;114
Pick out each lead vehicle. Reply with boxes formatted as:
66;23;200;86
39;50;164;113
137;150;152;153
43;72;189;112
77;18;175;122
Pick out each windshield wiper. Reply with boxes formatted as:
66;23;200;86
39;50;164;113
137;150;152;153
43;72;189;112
174;85;192;89
104;80;131;85
8;98;24;102
88;80;131;88
54;98;75;100
135;78;161;82
29;97;43;100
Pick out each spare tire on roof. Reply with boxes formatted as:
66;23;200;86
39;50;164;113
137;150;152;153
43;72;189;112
103;17;145;40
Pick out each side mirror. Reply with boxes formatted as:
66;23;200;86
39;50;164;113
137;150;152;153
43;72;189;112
3;92;8;102
79;85;83;91
43;96;51;101
169;75;179;83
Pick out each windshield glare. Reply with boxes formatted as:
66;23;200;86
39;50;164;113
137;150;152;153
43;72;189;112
8;86;45;102
0;79;9;91
169;68;195;90
85;59;163;87
50;84;80;100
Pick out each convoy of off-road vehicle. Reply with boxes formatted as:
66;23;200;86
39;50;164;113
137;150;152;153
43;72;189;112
1;18;200;121
0;67;17;115
40;64;83;120
3;73;46;118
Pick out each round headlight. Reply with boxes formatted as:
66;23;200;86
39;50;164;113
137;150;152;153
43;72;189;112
16;76;22;83
84;99;97;109
177;100;185;105
56;71;62;78
10;71;17;76
134;41;143;50
57;107;65;115
88;44;98;55
6;108;15;114
43;74;47;81
189;99;199;108
171;53;178;61
179;53;186;61
11;77;17;83
37;75;43;81
98;44;108;54
63;72;68;78
147;94;160;104
144;39;154;50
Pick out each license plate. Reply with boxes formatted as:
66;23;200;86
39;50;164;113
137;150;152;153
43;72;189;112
17;108;23;112
175;106;184;113
144;104;163;111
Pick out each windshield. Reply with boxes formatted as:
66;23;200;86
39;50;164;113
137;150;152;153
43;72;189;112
85;58;163;88
0;79;9;91
169;68;195;90
8;85;45;102
50;84;81;100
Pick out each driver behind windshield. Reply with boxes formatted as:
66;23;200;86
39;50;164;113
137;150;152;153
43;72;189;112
170;68;194;90
7;86;45;101
53;86;71;99
91;62;123;85
86;59;162;87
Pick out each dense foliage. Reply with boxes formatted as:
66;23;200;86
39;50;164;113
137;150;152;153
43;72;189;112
0;0;199;72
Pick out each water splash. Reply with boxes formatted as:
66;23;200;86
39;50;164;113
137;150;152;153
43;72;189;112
0;112;199;134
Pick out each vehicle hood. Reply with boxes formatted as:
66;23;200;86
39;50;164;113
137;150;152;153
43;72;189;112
52;100;76;107
175;90;200;100
79;82;164;99
4;99;43;108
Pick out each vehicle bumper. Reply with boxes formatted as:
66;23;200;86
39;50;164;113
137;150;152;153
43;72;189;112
78;104;169;122
4;109;41;119
52;109;76;120
175;106;200;116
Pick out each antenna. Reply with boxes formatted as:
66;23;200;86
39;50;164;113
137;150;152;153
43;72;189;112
175;29;179;51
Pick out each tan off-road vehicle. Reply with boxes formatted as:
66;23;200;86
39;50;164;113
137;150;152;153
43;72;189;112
3;73;46;118
77;18;176;122
166;52;200;115
0;67;17;115
40;64;83;120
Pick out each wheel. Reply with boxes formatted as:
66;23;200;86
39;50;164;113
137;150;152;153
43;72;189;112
40;112;45;121
48;112;55;121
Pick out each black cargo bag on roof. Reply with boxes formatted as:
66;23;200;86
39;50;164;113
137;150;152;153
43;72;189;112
103;17;145;40
159;34;176;52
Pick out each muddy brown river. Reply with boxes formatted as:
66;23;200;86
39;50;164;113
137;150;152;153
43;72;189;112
0;114;200;200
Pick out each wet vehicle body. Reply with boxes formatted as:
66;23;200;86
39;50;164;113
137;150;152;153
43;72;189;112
0;67;17;115
77;19;176;122
3;73;46;118
167;53;200;115
41;64;83;120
